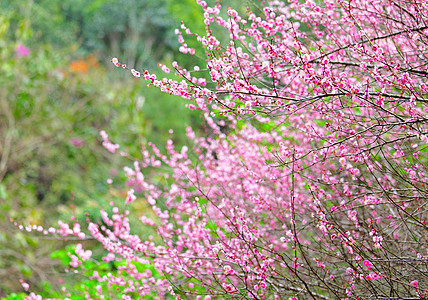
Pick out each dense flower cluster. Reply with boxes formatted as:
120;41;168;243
24;0;428;299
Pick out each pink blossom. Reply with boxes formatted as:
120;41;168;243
30;0;428;298
20;279;29;291
126;189;136;204
363;260;373;270
16;44;30;57
70;137;85;148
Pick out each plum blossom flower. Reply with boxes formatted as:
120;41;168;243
70;137;85;148
16;44;30;57
131;68;141;77
126;189;137;204
111;57;121;67
20;279;29;291
100;130;119;153
363;260;373;270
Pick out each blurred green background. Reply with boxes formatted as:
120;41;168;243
0;0;251;297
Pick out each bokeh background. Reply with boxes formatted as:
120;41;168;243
0;0;246;297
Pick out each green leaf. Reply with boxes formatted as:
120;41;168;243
0;183;8;199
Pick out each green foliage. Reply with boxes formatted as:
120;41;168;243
1;0;181;69
2;293;27;300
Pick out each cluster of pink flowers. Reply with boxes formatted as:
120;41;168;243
16;44;30;57
23;0;428;299
99;130;119;153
